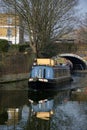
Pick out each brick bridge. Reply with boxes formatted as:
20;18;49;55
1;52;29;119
54;53;87;70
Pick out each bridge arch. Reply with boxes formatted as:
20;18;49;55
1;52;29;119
55;53;87;70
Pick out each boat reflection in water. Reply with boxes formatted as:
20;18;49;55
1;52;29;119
27;89;72;130
28;90;57;120
1;86;87;130
0;88;71;130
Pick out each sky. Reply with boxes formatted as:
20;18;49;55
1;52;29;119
0;0;87;15
78;0;87;14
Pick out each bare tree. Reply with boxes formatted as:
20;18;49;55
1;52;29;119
78;13;87;44
3;0;78;57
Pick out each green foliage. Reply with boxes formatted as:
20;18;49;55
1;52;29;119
9;44;19;52
18;44;30;52
0;39;10;52
10;44;19;49
9;44;31;53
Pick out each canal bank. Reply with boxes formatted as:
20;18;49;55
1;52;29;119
0;73;29;83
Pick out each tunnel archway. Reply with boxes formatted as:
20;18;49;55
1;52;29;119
58;53;87;70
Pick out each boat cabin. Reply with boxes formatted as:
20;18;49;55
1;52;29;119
30;65;70;80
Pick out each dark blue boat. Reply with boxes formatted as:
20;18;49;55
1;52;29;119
28;64;72;89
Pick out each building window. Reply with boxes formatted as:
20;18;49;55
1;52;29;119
7;28;12;37
7;17;12;24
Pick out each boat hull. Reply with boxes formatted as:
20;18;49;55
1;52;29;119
28;79;55;90
28;76;72;90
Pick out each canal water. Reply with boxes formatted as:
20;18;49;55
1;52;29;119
0;75;87;130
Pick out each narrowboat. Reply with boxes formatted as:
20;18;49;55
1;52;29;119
28;58;72;89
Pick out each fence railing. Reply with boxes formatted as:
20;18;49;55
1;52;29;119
0;53;34;77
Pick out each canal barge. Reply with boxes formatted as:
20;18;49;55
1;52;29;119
28;58;72;89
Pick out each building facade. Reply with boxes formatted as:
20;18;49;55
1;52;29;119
0;13;20;44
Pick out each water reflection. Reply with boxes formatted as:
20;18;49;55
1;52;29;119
0;89;71;130
0;90;29;130
0;79;87;129
27;89;71;130
28;90;56;120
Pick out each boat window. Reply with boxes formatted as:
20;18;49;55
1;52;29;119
43;69;46;78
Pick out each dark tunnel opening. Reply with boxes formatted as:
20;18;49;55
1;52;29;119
59;54;87;71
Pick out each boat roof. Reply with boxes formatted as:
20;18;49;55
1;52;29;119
32;64;69;69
